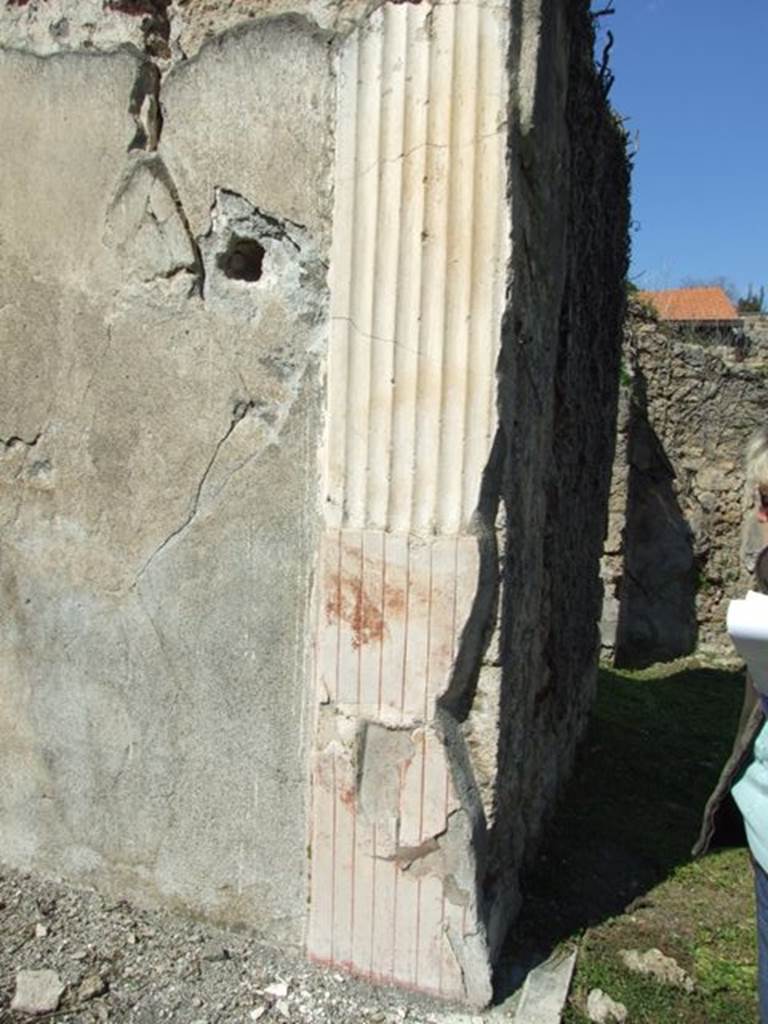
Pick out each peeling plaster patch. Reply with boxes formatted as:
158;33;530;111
396;808;473;899
357;722;412;851
198;188;326;331
121;185;328;585
104;0;171;58
0;0;411;68
315;704;360;755
0;0;147;55
171;1;340;61
128;60;161;151
104;156;199;288
159;20;333;240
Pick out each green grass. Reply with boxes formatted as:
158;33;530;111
503;661;758;1023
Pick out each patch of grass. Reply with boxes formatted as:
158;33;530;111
502;660;758;1023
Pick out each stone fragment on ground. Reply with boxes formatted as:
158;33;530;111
513;947;578;1024
586;987;628;1023
11;968;65;1015
619;947;695;992
1;865;501;1024
78;972;109;1001
262;980;289;998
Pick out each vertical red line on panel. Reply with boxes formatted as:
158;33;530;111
391;760;405;978
330;754;338;962
334;529;343;699
350;534;366;967
439;536;461;997
329;530;343;963
415;542;434;986
451;534;460;658
415;875;423;987
370;822;377;977
309;535;322;958
423;541;434;724
378;531;387;715
350;804;357;968
357;532;365;705
399;538;411;714
437;761;451;997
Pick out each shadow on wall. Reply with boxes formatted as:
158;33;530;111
614;369;698;669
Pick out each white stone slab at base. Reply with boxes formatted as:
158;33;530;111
513;948;578;1024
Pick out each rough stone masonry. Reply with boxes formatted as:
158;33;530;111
601;302;768;667
0;0;629;1006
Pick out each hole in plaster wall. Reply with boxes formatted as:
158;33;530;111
217;236;266;282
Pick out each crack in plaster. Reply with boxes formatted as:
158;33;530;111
352;125;509;182
130;335;321;590
329;316;437;363
378;805;466;868
132;399;257;585
128;59;161;151
1;433;41;451
106;154;206;294
212;191;306;251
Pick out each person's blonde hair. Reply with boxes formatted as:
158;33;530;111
746;428;768;490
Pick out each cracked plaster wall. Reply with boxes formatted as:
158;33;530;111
0;11;333;940
0;0;629;999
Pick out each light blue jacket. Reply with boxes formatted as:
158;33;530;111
734;707;768;873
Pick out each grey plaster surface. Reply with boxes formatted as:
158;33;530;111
160;20;334;241
0;31;330;942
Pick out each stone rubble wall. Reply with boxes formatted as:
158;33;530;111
743;314;768;354
602;302;768;666
0;0;629;1005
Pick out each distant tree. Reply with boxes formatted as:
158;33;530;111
680;276;740;304
737;285;765;315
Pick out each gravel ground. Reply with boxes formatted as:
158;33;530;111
0;867;511;1024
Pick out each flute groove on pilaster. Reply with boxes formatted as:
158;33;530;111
324;4;508;537
311;2;510;1000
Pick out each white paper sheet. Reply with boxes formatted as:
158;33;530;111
727;590;768;694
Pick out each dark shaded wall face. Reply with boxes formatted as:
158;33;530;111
478;0;630;946
614;393;698;668
618;395;700;667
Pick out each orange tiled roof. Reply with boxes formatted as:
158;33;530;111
637;286;739;322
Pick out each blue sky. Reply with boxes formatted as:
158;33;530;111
596;0;768;299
